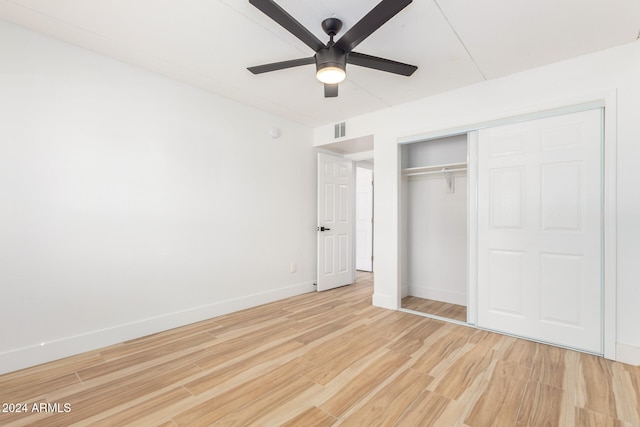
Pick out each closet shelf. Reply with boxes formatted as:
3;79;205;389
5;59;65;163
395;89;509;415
401;162;467;177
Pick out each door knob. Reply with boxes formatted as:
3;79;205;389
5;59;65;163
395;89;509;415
318;226;331;231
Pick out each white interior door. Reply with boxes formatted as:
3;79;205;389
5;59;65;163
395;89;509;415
355;167;373;272
317;153;355;291
477;108;603;353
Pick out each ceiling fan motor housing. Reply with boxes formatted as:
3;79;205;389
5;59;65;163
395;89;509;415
315;46;347;73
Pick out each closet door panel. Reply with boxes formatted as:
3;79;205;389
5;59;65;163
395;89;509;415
477;108;602;354
487;249;525;317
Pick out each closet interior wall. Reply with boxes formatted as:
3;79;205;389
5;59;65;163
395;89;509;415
400;134;468;314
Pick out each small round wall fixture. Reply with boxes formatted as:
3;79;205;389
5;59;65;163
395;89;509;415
270;128;281;138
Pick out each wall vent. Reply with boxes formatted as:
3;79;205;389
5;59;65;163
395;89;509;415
334;122;346;139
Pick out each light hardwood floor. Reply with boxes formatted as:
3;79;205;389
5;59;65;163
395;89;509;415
1;272;639;426
401;296;468;323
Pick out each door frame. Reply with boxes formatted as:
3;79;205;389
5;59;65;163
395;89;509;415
355;165;374;272
397;91;617;359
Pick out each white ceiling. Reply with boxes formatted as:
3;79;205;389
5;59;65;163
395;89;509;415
1;0;639;127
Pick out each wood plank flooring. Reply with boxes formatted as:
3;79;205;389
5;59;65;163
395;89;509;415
401;295;468;322
1;272;639;426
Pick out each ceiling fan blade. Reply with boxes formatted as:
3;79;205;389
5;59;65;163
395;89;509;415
324;83;339;98
335;0;412;53
347;52;417;76
249;0;325;52
248;57;315;74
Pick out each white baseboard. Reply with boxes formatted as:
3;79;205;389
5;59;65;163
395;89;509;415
0;281;315;375
408;285;467;306
372;292;397;310
616;342;640;366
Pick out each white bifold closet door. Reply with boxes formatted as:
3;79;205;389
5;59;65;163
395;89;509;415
477;108;603;354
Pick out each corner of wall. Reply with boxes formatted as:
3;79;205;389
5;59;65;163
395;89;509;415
616;342;640;366
372;292;397;310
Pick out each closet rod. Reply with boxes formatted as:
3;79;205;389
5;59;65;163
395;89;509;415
404;167;467;177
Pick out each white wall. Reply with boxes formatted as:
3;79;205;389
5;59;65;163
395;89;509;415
314;41;640;364
401;134;468;168
0;20;316;374
403;174;467;305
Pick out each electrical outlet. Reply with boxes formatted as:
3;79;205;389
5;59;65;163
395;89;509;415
290;262;297;273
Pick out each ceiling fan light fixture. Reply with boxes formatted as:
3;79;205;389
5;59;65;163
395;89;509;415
316;65;346;84
315;46;347;84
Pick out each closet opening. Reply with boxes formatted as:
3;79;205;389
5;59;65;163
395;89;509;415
399;133;469;323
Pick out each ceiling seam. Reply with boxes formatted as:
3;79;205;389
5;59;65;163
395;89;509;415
6;0;114;38
433;0;487;81
218;0;312;57
347;79;393;108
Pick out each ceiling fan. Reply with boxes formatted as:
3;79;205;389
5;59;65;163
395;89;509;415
247;0;418;98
